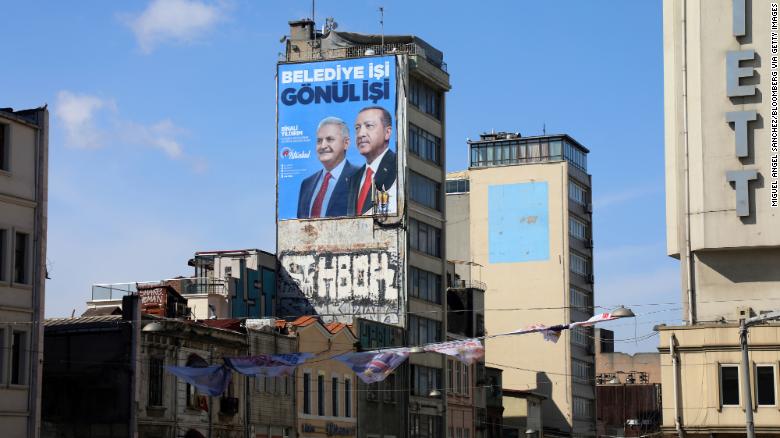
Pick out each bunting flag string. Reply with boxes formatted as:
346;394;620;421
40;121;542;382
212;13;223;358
164;312;622;387
423;338;485;364
334;348;410;384
225;353;314;377
165;365;232;396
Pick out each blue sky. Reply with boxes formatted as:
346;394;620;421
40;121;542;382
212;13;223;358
1;1;679;353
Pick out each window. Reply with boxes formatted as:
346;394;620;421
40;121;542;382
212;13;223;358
757;365;776;406
344;378;351;417
571;326;591;347
410;171;441;211
568;180;588;206
409;267;442;304
573;397;594;419
572;359;593;383
284;375;290;395
447;360;453;394
10;331;26;385
410;124;441;165
13;232;29;284
564;141;588;171
317;374;325;416
0;229;6;281
409;316;442;345
412;365;442;397
409;219;441;258
720;365;740;406
410;79;442;120
303;372;311;414
569;216;588;241
0;123;7;171
454;359;461;394
410;413;442;438
331;377;339;416
570;252;590;277
464;364;470;396
570;287;592;311
0;328;4;384
148;357;164;406
445;179;469;194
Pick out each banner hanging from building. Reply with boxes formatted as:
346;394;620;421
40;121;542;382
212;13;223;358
277;56;398;220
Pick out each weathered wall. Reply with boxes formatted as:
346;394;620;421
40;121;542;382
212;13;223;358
278;218;403;325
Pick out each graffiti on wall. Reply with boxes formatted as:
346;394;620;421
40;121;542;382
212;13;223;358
278;249;401;325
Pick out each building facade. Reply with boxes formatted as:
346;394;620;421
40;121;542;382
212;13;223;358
0;106;48;438
446;132;596;436
662;0;780;435
276;20;451;438
289;316;357;438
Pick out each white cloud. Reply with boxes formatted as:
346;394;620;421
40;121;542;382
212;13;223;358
125;0;225;53
55;91;115;149
54;90;197;164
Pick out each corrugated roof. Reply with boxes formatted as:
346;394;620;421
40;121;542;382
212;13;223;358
290;315;319;327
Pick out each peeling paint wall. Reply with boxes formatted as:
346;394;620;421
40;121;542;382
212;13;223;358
277;218;405;325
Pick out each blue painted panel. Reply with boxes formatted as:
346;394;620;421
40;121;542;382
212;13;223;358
488;182;549;263
262;268;275;317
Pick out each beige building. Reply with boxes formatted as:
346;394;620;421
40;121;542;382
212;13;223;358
0;107;48;438
289;316;358;438
662;0;780;436
446;132;595;437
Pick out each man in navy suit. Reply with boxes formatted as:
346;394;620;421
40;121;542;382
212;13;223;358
297;117;359;218
348;106;397;216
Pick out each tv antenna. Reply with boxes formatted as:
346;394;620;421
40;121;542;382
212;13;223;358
379;7;385;54
324;17;338;33
543;123;546;135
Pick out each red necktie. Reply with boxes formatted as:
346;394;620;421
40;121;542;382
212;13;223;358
356;167;374;214
310;172;332;217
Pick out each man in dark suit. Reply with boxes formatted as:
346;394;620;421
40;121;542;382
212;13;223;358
348;106;397;216
297;117;359;218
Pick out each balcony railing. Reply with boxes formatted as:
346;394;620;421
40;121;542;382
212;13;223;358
447;279;486;292
91;277;231;301
288;42;447;72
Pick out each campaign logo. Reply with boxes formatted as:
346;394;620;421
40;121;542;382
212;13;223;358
280;147;310;159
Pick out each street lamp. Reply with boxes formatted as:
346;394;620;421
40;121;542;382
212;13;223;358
611;306;635;319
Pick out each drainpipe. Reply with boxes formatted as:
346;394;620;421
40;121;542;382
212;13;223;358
680;0;697;325
670;334;684;438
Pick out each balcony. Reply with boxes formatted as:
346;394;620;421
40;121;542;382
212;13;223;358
91;277;231;302
447;279;486;292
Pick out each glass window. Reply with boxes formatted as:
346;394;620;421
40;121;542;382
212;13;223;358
550;140;562;158
331;377;339;416
409;316;442;344
757;365;776;406
317;374;325;416
569;216;588;241
14;232;29;284
572;359;593;383
720;365;740;406
148;357;164;406
410;124;441;165
303;372;311;414
410;219;441;258
570;287;592;310
412;365;442;397
573;397;594;419
571;326;591;347
409;267;442;303
0;124;7;171
570;252;590;276
568;181;588;206
344;378;351;417
410;79;442;119
0;229;6;281
446;179;469;194
410;171;441;211
10;331;26;385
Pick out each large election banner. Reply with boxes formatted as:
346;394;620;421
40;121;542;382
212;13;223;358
277;56;398;221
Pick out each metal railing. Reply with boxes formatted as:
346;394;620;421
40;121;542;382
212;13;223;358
91;277;231;301
448;279;487;291
289;42;448;72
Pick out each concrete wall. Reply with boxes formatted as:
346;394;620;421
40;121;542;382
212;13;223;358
249;328;297;438
658;324;780;436
596;352;661;384
0;109;47;438
447;161;579;435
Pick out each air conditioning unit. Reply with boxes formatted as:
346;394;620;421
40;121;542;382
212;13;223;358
585;239;594;248
586;274;595;284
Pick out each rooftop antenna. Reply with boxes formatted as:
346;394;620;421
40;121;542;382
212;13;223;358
311;0;315;22
543;123;546;135
379;7;385;54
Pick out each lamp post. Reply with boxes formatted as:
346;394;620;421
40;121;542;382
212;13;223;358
739;310;780;438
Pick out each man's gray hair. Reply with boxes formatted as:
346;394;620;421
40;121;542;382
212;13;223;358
317;116;349;138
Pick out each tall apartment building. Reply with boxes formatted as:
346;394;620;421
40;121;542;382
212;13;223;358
446;132;595;437
276;20;450;438
0;106;48;438
660;0;780;436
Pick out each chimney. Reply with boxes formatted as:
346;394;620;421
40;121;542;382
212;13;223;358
289;19;315;41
